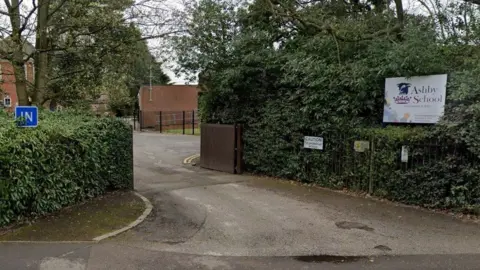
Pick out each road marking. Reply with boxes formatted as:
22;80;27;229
183;154;200;164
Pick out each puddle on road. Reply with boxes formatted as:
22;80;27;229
293;255;366;264
335;221;374;232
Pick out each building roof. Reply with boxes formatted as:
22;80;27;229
0;38;35;60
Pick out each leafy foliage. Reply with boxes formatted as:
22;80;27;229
0;111;133;226
47;14;170;111
1;0;171;109
174;0;480;210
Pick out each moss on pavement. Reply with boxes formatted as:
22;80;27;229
0;191;145;241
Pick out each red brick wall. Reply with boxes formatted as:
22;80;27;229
140;110;199;129
0;60;34;112
25;62;34;83
139;85;199;111
139;85;199;127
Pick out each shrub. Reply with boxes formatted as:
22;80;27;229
242;123;480;210
188;0;480;211
0;110;133;226
357;127;480;209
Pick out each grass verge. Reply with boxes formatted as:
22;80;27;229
164;128;201;135
0;191;145;241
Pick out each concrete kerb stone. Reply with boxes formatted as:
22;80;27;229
183;154;200;165
92;192;153;242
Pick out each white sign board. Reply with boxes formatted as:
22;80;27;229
304;136;324;150
383;74;447;124
401;146;409;163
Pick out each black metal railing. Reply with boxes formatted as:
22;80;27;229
137;110;200;135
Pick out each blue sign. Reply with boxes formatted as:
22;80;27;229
15;106;38;128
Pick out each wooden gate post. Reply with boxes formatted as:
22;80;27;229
133;110;136;131
182;111;186;135
235;124;244;174
159;111;162;133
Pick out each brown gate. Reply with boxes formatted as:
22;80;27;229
200;124;243;174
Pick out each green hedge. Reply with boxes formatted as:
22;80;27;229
200;87;480;210
365;127;480;209
0;111;133;226
242;120;480;211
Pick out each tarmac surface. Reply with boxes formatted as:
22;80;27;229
1;132;480;269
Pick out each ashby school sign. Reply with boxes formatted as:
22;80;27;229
383;74;447;124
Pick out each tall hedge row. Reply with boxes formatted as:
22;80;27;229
243;121;480;210
201;84;480;211
0;111;133;226
183;0;480;211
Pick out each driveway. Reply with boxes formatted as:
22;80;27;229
2;132;480;269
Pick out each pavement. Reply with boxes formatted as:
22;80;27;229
1;132;480;269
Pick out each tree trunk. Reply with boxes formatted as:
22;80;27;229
12;49;29;106
394;0;404;40
7;0;29;106
33;0;50;105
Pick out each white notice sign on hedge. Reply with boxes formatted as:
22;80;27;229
304;136;324;150
383;74;447;124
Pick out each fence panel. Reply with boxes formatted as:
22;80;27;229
139;110;199;134
304;134;373;192
304;134;479;198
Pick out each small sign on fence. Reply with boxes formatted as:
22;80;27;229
401;146;409;163
304;136;324;150
354;141;370;152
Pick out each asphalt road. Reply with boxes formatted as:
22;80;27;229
1;132;480;269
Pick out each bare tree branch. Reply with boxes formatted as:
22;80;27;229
464;0;480;5
47;0;67;20
19;0;38;33
266;0;401;42
3;0;12;10
138;30;187;41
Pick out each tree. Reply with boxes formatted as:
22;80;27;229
33;0;50;105
0;0;180;106
1;0;30;105
171;0;480;129
127;38;171;98
172;0;241;80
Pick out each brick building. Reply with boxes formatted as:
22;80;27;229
0;41;35;112
138;85;199;128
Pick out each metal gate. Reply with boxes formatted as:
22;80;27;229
200;124;243;174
